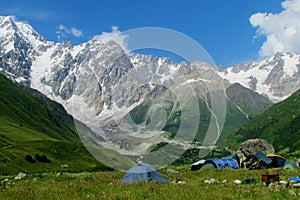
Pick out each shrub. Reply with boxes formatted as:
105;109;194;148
35;154;51;163
25;155;36;163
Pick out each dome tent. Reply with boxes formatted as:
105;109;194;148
121;162;169;184
202;158;239;170
258;153;286;169
284;160;298;170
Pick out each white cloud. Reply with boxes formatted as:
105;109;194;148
250;0;300;57
93;26;130;53
70;28;82;37
56;24;83;40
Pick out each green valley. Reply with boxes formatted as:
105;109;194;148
0;74;108;175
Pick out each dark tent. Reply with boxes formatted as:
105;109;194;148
121;163;169;184
258;154;286;169
191;159;206;171
241;151;286;169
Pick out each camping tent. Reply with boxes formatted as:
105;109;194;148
121;163;169;184
204;158;239;169
284;160;298;170
191;159;206;171
240;151;286;169
191;156;239;171
258;154;286;169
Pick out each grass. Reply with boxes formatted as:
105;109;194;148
1;166;300;199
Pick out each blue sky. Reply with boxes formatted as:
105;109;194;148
1;0;298;66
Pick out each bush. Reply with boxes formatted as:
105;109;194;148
35;154;51;163
25;155;36;163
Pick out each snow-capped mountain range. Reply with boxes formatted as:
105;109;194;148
0;16;300;157
218;52;300;102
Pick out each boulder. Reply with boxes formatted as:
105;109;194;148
236;139;274;168
15;172;27;180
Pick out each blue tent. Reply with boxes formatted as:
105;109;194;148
203;158;239;169
121;163;169;184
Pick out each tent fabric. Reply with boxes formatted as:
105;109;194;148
204;158;239;169
259;154;286;169
200;163;215;170
222;154;240;163
284;160;298;170
121;163;169;184
255;151;272;165
290;176;300;182
191;159;206;171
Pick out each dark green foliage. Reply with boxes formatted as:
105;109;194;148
149;142;169;152
25;155;36;163
35;154;51;163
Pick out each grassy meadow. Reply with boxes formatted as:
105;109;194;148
1;166;300;199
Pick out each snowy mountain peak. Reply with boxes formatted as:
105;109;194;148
218;51;300;102
0;16;48;51
1;15;299;103
0;16;16;30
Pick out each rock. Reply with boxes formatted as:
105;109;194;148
234;180;242;184
177;181;186;185
1;178;9;183
237;139;275;168
14;172;27;180
204;179;217;184
293;183;300;188
61;164;69;168
279;180;289;187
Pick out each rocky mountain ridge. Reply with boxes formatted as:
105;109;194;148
0;16;296;158
217;52;300;102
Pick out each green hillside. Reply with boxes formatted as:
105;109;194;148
0;74;108;175
129;83;272;144
230;88;300;158
127;83;273;164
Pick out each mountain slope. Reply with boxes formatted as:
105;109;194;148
226;83;273;119
230;88;300;158
0;74;108;175
127;83;273;144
